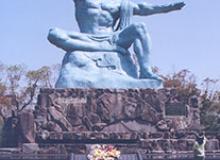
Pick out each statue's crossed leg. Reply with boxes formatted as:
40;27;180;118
48;23;162;80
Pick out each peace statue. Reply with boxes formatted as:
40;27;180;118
48;0;185;89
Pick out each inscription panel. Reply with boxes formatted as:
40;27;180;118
165;103;187;116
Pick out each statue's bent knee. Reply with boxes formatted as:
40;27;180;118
48;28;70;49
48;28;66;42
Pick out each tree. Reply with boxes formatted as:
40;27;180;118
0;63;6;95
160;69;220;132
200;78;220;132
0;63;60;146
0;63;60;114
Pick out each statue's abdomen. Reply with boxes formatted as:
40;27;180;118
75;7;114;34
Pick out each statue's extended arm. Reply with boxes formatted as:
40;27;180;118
133;2;185;16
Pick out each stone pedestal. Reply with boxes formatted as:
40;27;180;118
35;88;196;136
32;88;216;154
1;88;220;159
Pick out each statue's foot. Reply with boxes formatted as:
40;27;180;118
140;71;162;81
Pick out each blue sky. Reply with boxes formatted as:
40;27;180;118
0;0;220;84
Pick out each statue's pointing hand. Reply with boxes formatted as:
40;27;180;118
173;2;186;10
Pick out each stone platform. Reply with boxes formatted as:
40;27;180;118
1;88;220;158
32;88;220;155
35;88;200;136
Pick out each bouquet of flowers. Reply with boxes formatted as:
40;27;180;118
87;145;121;160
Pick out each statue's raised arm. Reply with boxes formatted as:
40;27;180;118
132;1;185;16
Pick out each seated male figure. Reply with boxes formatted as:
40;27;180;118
48;0;185;87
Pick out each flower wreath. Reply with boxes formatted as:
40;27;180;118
87;145;121;160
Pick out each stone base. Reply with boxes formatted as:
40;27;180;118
1;88;220;159
35;88;200;134
55;51;162;89
32;88;208;154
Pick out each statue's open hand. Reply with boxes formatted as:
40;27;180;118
173;2;185;10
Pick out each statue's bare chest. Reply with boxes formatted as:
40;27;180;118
78;0;120;14
75;0;121;29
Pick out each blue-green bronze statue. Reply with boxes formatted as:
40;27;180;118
48;0;185;88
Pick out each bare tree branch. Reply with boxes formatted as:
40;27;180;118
18;79;39;112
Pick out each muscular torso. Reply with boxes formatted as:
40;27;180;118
74;0;122;34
